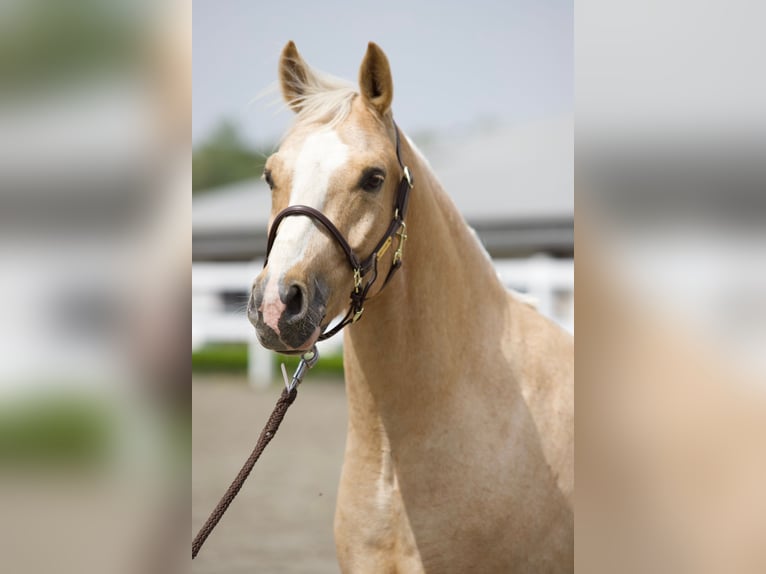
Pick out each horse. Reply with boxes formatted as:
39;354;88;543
248;41;574;573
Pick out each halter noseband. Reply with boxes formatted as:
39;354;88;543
263;123;413;341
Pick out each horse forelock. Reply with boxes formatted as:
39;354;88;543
285;78;358;135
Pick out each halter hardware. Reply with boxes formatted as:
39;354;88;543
376;236;393;260
393;220;407;266
263;122;413;341
403;165;413;187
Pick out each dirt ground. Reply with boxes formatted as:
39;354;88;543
192;375;347;573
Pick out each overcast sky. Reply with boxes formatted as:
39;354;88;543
193;0;572;147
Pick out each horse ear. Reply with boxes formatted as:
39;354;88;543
279;41;311;113
358;42;393;116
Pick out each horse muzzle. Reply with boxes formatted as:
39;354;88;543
248;273;327;353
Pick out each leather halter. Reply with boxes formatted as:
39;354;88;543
263;123;413;341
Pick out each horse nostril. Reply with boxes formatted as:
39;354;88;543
284;283;305;319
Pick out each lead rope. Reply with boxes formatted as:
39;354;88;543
192;347;319;559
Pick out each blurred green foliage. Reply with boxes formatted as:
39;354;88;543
192;343;345;377
0;0;142;94
193;120;270;194
192;342;248;373
0;394;114;469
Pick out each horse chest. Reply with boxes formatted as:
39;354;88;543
336;447;423;573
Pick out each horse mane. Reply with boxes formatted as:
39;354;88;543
281;58;358;129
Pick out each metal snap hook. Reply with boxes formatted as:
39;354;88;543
281;345;320;393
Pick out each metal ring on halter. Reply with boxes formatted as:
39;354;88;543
403;166;413;187
281;346;320;392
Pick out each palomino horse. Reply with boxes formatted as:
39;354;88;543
248;41;574;573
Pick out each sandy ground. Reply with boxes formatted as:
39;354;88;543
192;375;347;573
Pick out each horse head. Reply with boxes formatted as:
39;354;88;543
249;41;408;354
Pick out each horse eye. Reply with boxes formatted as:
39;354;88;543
263;169;274;189
361;173;385;192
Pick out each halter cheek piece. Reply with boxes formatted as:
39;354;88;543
263;123;413;341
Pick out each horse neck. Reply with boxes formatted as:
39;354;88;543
342;135;510;431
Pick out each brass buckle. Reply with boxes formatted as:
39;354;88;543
352;308;364;322
393;221;408;265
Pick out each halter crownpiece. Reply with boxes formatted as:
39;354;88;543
263;122;413;341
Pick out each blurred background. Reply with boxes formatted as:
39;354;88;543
0;0;189;573
191;0;572;572
577;1;766;572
